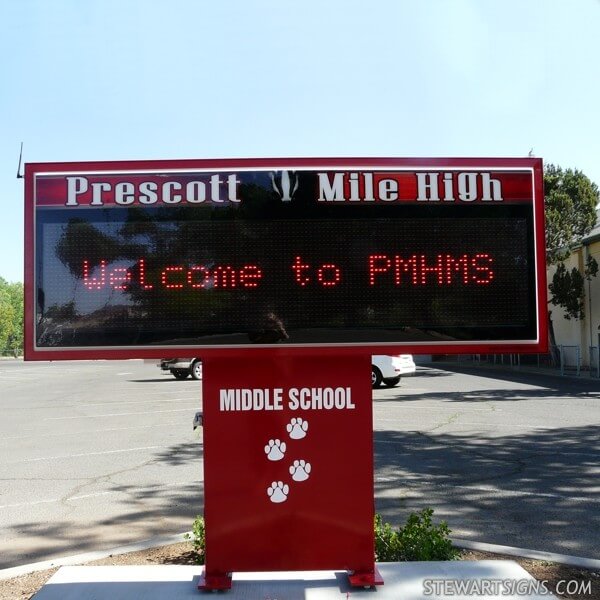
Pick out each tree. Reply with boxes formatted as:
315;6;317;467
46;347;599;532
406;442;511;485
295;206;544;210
549;256;598;321
0;277;24;357
544;165;598;347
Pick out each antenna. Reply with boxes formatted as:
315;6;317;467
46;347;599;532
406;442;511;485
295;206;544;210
16;142;24;178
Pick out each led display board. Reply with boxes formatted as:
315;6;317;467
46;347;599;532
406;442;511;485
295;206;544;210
24;158;547;359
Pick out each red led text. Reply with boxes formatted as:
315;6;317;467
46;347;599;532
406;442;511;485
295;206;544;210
83;253;496;292
83;260;263;291
368;253;495;286
292;256;342;287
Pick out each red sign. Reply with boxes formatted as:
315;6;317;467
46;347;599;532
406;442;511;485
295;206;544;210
33;169;533;207
201;354;379;588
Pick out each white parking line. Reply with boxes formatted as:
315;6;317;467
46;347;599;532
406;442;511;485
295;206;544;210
44;408;194;420
4;445;170;464
1;398;199;412
0;423;184;440
82;398;198;407
0;481;201;509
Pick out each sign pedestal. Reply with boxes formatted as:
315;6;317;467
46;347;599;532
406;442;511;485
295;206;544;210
199;354;382;591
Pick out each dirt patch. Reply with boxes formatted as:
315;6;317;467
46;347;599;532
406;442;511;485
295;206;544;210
2;544;598;600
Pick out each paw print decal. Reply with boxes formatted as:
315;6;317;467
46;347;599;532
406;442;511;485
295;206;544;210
287;417;308;440
264;439;286;461
267;481;289;503
264;418;311;504
289;459;311;482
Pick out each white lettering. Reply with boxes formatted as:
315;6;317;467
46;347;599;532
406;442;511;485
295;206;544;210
443;172;455;201
480;172;503;201
219;388;284;411
162;181;182;204
286;387;355;410
363;172;375;201
416;172;440;201
139;181;158;204
349;172;360;201
115;182;135;205
91;182;111;206
300;387;311;410
240;389;252;410
288;388;299;410
210;174;223;202
379;178;398;201
273;388;283;410
318;172;345;201
220;389;235;411
458;172;478;201
66;176;88;206
186;181;206;203
227;174;241;203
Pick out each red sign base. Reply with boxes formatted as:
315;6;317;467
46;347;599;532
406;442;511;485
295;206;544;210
197;566;385;591
200;353;383;591
348;566;385;587
197;570;232;591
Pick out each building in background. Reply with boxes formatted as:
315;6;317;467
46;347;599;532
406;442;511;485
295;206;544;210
548;209;600;369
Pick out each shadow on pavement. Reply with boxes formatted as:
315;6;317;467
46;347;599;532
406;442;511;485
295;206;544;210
374;421;600;558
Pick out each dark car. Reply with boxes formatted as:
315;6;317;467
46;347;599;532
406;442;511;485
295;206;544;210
159;358;202;380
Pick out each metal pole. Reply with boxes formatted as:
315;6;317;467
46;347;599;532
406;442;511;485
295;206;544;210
559;345;564;376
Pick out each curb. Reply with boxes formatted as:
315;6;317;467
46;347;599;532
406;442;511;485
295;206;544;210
0;531;192;581
2;534;599;582
453;539;600;571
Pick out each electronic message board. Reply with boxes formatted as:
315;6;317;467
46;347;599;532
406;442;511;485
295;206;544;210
24;158;547;359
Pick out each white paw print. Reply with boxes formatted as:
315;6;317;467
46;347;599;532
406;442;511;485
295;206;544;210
286;417;309;440
264;439;286;461
289;459;311;482
267;481;289;503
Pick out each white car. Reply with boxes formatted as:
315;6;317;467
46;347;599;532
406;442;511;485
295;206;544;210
160;354;416;388
371;354;416;388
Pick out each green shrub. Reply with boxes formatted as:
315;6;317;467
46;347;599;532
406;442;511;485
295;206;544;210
374;513;402;561
374;508;459;562
184;515;205;565
189;508;457;565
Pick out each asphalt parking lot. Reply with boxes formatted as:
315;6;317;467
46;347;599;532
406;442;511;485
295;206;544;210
0;359;598;568
373;364;600;559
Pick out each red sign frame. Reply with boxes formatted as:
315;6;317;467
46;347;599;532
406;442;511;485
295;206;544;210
200;354;381;589
24;157;547;360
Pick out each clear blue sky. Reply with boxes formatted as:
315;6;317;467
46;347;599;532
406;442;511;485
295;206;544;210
1;0;599;283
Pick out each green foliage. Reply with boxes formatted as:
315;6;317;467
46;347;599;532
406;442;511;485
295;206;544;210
374;508;459;562
544;164;599;323
544;164;598;265
0;277;23;357
184;515;205;565
549;256;599;320
191;509;455;567
374;513;402;562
